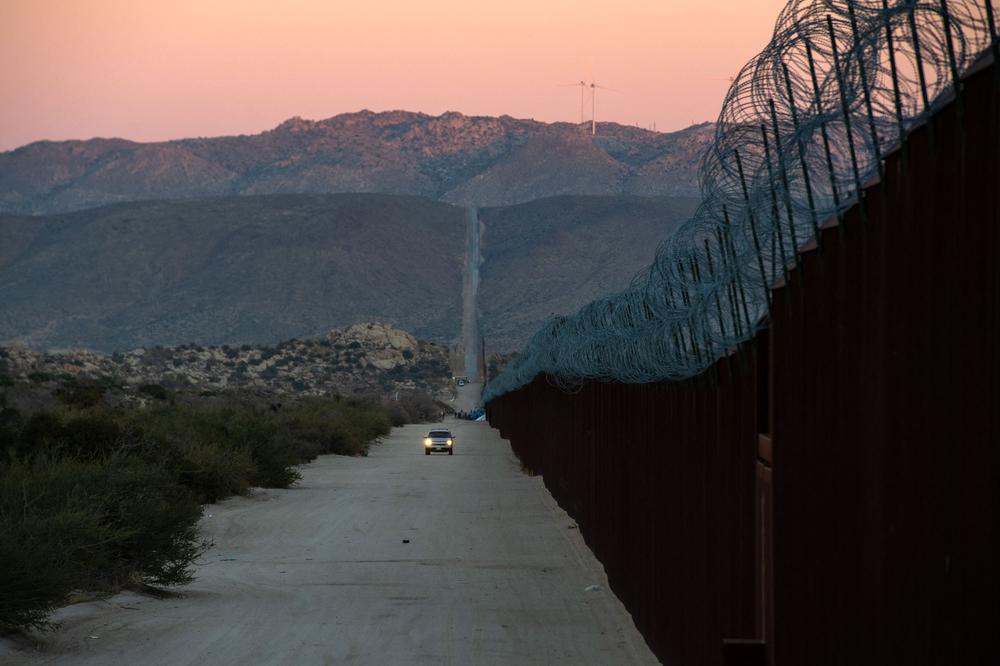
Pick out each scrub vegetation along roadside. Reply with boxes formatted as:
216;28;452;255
0;391;398;633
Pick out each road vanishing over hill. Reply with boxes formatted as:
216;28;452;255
454;207;484;415
460;206;482;378
12;420;657;666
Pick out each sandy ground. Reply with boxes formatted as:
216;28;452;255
5;420;657;666
454;382;483;414
459;206;482;384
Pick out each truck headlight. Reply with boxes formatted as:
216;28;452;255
424;438;431;446
447;439;453;446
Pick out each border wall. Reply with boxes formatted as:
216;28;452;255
486;54;999;666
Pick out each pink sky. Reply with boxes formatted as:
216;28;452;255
1;0;788;151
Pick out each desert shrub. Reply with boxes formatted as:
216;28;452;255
407;358;450;381
135;404;302;493
98;455;207;588
139;384;169;401
278;396;389;457
245;432;301;488
0;404;22;452
176;441;253;503
0;456;109;631
58;410;123;460
0;454;205;631
390;391;445;424
136;406;252;501
11;412;65;458
384;401;412;427
211;410;299;489
55;383;105;408
2;408;123;462
275;428;323;463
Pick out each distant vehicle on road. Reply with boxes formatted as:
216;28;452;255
455;377;468;387
424;429;455;455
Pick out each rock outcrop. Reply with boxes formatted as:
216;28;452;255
0;323;453;403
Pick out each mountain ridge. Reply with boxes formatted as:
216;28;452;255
0;111;713;215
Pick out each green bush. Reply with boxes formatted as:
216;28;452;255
210;410;300;489
0;454;206;631
60;410;124;460
382;391;446;425
139;384;170;401
0;403;22;451
278;397;390;457
55;384;105;408
246;433;301;488
4;408;128;462
175;441;251;504
385;401;412;427
136;408;257;502
11;412;65;458
0;456;108;631
99;456;207;588
134;404;306;496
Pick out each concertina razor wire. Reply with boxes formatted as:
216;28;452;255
484;0;1000;403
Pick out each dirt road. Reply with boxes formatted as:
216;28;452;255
459;206;482;383
11;421;656;665
454;381;483;414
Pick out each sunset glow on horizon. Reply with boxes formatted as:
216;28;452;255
1;0;788;151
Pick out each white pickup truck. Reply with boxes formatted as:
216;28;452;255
423;429;455;455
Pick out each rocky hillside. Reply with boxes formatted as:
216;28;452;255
0;193;467;351
0;111;713;215
0;322;453;403
0;192;699;354
480;194;699;351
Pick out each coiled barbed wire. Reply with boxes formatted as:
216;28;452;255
484;0;999;402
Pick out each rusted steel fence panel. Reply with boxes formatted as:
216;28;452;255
486;56;998;666
488;349;760;665
769;56;1000;666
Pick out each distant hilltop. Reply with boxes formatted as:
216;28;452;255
0;110;713;215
